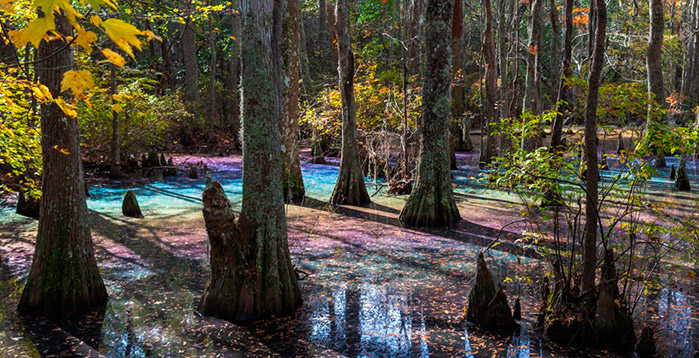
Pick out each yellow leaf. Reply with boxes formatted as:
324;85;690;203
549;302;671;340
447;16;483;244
101;48;126;68
52;145;71;155
229;35;237;41
90;15;102;26
112;104;122;113
9;15;55;48
141;30;162;42
112;94;124;102
55;97;77;117
101;18;143;58
74;28;98;50
61;69;94;98
0;0;14;13
32;84;53;103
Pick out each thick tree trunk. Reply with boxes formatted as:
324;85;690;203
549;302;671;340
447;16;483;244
109;63;121;179
399;0;460;228
550;0;573;151
280;0;306;201
182;8;199;102
522;0;543;150
330;0;371;206
18;13;107;317
199;0;301;321
479;0;498;166
646;0;666;168
581;0;606;295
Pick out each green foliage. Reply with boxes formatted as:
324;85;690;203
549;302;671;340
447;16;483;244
78;72;190;157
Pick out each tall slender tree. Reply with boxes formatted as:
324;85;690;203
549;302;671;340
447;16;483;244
550;0;574;151
280;0;305;201
522;0;543;151
399;0;460;228
182;3;199;102
198;0;302;321
479;0;498;166
646;0;666;168
19;13;108;316
330;0;371;206
581;0;606;294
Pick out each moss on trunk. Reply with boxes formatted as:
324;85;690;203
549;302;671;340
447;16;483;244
399;0;460;228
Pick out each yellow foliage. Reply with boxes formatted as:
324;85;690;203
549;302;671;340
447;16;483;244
101;18;144;58
9;16;54;48
74;28;98;50
101;48;126;68
61;70;94;98
55;97;77;117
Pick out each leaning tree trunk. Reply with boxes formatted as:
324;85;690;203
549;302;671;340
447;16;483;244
18;13;107;317
479;0;498;166
399;0;461;228
550;0;573;151
521;0;543;151
330;0;371;206
198;0;302;321
646;0;666;168
280;0;305;201
581;0;606;295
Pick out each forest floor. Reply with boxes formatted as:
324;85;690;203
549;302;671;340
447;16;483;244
0;147;697;357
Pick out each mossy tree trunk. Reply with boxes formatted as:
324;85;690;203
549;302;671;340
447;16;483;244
18;13;107;317
199;0;302;321
280;0;306;201
330;0;371;206
399;0;461;228
581;0;606;294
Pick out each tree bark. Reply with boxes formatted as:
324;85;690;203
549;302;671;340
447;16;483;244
18;13;107;317
280;0;306;201
182;14;199;102
330;0;371;206
399;0;460;228
109;62;121;179
199;0;302;321
225;9;241;139
581;0;606;295
550;0;573;151
646;0;666;167
522;0;543;151
479;0;498;166
208;16;221;128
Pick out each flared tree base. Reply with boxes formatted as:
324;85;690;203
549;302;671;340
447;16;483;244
399;188;460;228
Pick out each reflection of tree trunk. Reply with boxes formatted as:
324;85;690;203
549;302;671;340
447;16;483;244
345;286;361;357
18;13;107;316
331;0;371;206
581;0;606;294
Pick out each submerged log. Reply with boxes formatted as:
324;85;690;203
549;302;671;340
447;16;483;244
466;252;516;329
675;157;691;191
122;190;144;218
